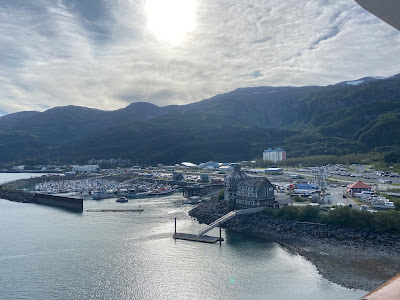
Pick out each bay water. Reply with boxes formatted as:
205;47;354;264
0;173;366;299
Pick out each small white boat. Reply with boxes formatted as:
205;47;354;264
116;197;128;203
182;196;201;204
148;187;174;196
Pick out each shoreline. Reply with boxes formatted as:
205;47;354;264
189;198;400;291
228;226;399;291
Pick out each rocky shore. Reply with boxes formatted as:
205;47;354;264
189;197;400;291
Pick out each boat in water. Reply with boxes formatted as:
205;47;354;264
92;192;109;200
182;196;201;204
148;187;174;196
134;191;152;198
124;191;137;199
116;197;128;203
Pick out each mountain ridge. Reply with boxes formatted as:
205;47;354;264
0;74;399;165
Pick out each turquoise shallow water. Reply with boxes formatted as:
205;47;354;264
0;173;366;299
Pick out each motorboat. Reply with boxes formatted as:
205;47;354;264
148;187;174;196
182;196;201;204
116;197;128;203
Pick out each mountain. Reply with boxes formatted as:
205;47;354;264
0;74;399;166
181;86;320;128
0;102;178;147
0;111;41;132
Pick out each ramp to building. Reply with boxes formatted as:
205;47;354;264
197;207;264;236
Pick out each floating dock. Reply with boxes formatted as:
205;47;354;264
86;209;144;212
173;233;223;244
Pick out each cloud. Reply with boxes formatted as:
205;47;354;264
0;0;400;115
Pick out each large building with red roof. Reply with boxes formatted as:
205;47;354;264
348;181;372;196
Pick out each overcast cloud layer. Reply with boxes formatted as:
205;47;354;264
1;0;400;115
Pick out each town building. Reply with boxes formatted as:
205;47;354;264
263;148;286;162
348;181;372;196
71;165;100;173
218;165;233;172
180;162;198;168
172;172;184;181
198;161;220;170
199;174;209;182
274;198;294;209
12;165;25;171
224;164;275;208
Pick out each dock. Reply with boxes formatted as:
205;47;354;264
173;208;264;245
86;209;144;212
173;232;223;244
173;218;223;244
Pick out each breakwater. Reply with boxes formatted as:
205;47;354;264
0;188;35;203
34;193;83;211
0;187;83;211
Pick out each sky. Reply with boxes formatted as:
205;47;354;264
1;0;400;115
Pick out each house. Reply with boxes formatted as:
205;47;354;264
348;181;372;196
199;174;209;182
274;198;294;209
224;164;275;208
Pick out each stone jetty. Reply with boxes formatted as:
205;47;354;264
0;187;35;203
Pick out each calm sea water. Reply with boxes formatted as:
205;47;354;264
0;173;366;299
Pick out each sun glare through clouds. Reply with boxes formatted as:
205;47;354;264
145;0;197;44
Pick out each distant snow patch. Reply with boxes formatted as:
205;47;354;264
346;80;364;85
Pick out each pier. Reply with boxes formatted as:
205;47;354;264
86;208;143;212
173;208;265;244
173;232;223;243
173;218;223;244
198;207;264;236
182;185;222;197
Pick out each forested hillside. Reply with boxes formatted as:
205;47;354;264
0;74;399;166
